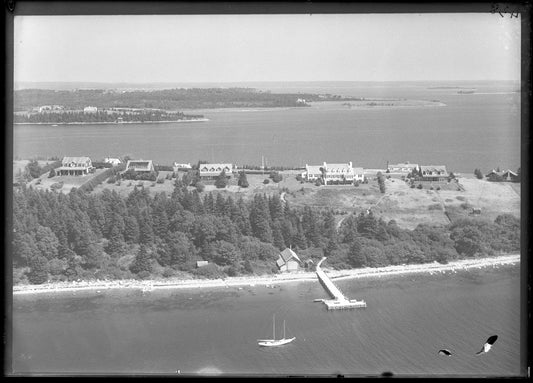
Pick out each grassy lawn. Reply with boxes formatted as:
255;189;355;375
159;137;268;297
80;168;520;231
28;168;110;194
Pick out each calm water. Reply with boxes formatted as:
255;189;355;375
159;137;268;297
13;81;520;173
12;265;522;376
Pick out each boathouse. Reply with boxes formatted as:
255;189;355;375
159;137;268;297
125;160;154;172
57;156;94;176
199;163;233;179
276;248;302;272
196;260;209;268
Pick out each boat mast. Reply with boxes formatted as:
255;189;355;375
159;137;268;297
283;320;286;339
273;314;275;340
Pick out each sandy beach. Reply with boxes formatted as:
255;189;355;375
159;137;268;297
12;254;520;296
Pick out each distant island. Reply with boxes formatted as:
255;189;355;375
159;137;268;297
14;108;205;124
14;87;354;112
427;86;477;90
13;87;364;124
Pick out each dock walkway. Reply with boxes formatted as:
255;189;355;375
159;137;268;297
315;257;366;310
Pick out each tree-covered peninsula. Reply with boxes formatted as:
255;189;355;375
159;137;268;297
13;175;520;285
14;87;349;112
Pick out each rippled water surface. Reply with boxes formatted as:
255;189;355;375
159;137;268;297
12;264;522;377
13;81;520;173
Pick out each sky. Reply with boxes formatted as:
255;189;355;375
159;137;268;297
13;13;521;83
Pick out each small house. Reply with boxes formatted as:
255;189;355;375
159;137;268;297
303;164;323;181
173;162;192;171
387;161;419;173
104;157;122;166
276;248;302;272
57;156;93;176
199;163;233;179
196;260;209;268
83;106;98;113
125;159;154;172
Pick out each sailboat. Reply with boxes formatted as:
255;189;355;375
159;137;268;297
258;314;295;347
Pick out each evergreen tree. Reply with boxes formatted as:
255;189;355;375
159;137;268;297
249;195;273;243
272;220;286;250
28;255;49;284
130;244;153;275
123;215;140;244
347;238;365;268
269;194;284;221
215;170;228;188
237;171;249;188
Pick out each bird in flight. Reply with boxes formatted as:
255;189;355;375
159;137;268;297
438;349;453;356
476;335;498;355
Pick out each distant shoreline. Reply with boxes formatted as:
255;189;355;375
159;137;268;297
12;254;520;296
13;118;210;126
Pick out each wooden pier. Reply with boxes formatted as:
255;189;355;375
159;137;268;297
315;257;367;310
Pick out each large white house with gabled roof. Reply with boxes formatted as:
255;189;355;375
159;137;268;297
302;161;364;185
57;156;94;176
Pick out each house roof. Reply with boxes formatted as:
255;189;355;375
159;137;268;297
353;167;364;174
279;248;301;263
487;169;517;177
62;156;91;164
126;160;153;169
199;163;233;172
305;165;323;174
389;162;418;168
420;165;447;174
325;163;352;171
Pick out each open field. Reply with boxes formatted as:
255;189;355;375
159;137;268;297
15;159;520;230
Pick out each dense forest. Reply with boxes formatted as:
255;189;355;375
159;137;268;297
14;110;204;124
12;172;520;285
14;88;350;112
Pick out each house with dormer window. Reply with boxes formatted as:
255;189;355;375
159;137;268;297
199;163;233;179
57;156;94;176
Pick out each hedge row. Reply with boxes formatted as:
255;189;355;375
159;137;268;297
78;163;127;192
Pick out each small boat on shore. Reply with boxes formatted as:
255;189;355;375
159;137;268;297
258;314;295;347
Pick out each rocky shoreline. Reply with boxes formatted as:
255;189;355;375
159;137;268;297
12;254;520;295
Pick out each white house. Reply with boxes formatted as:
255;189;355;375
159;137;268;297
387;162;419;173
199;163;233;179
303;161;364;185
419;165;448;181
322;162;356;185
302;164;323;181
173;162;192;171
353;167;365;182
83;106;98;113
104;157;122;166
276;248;302;272
57;156;93;176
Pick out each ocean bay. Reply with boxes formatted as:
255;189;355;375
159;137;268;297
12;264;520;376
13;82;520;173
